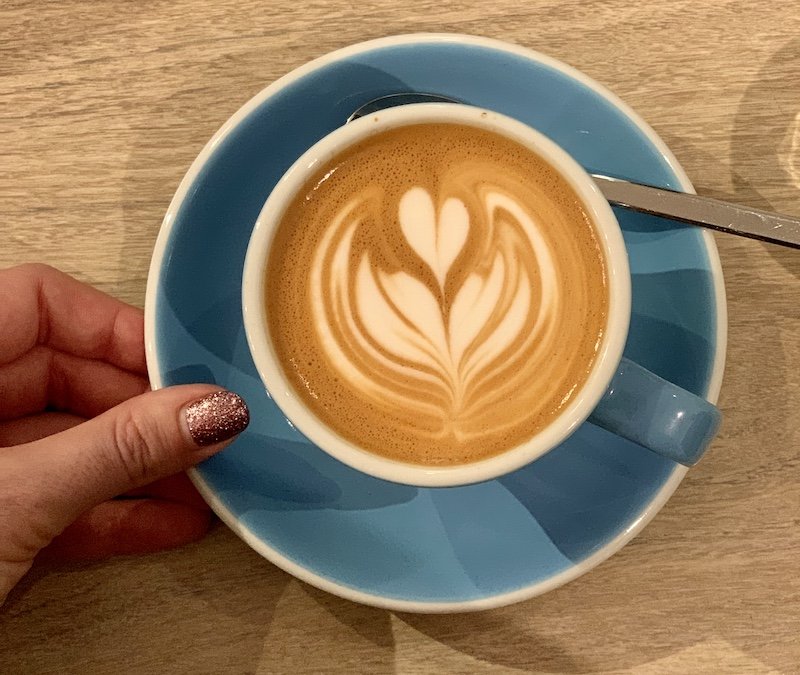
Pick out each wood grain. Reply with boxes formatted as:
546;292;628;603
1;1;799;673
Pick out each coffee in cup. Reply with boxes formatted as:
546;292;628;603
265;122;608;467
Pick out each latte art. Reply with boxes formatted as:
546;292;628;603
266;124;608;465
312;185;558;437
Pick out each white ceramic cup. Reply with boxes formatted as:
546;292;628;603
242;103;718;487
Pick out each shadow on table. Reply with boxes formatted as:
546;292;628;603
298;540;719;674
731;37;800;277
662;37;800;281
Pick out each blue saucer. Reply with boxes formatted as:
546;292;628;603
146;35;726;612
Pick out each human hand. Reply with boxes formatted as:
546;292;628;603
0;265;249;604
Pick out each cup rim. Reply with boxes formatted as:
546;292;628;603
242;102;631;487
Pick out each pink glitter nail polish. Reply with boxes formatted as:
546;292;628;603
185;391;250;446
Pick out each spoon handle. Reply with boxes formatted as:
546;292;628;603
591;174;800;249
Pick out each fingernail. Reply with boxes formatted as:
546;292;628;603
185;391;250;447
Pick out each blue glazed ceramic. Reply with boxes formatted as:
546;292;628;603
145;34;726;612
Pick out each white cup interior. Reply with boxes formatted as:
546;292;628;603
242;103;631;487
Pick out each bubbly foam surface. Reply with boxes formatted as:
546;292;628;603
266;123;608;466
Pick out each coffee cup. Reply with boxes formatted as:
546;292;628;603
242;103;720;487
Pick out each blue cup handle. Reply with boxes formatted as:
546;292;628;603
588;357;721;466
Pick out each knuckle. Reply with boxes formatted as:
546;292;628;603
111;407;160;486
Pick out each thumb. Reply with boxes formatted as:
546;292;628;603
21;386;249;527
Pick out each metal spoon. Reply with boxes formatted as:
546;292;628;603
349;93;800;249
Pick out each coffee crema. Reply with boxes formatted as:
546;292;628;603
265;123;608;466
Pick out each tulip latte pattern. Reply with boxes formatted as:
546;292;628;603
312;186;557;432
266;124;608;466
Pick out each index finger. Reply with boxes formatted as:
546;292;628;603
0;264;146;373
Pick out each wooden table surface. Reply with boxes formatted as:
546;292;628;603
1;1;799;673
